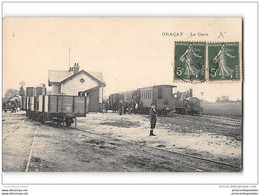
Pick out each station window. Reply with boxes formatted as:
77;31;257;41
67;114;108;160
78;92;84;96
80;78;85;83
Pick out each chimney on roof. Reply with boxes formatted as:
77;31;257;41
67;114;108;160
69;67;73;72
74;63;79;74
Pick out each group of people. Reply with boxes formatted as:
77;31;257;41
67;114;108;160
116;100;144;115
2;101;19;113
104;99;145;115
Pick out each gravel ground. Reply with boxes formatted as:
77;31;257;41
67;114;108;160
2;111;242;172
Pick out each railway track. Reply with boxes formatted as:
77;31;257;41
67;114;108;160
72;126;241;172
169;113;241;124
69;127;203;172
2;114;40;172
3;112;241;172
24;125;39;172
3;117;39;172
201;115;242;125
2;119;26;140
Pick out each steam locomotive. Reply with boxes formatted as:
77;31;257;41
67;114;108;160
173;89;203;115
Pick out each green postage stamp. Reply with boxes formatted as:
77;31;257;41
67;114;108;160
208;42;240;81
174;42;206;82
174;42;241;82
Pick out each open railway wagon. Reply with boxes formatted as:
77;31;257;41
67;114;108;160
22;87;87;127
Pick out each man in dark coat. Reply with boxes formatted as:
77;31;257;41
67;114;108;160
118;100;123;115
123;101;127;114
149;103;157;136
3;102;7;113
139;100;143;114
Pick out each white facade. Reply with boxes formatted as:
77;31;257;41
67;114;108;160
52;85;61;95
61;72;100;96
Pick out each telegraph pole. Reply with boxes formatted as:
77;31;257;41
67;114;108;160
69;48;71;69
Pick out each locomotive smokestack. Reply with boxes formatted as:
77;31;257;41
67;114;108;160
73;63;79;74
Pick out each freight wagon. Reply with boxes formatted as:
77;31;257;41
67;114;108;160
22;86;87;127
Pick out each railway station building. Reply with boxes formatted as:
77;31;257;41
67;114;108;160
7;94;21;102
48;63;106;112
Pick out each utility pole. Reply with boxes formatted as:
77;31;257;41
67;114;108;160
69;48;71;69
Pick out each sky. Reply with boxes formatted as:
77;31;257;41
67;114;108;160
3;18;242;102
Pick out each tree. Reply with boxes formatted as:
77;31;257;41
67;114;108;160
19;86;25;96
215;95;230;103
4;89;19;101
19;81;25;86
220;95;229;102
18;81;25;96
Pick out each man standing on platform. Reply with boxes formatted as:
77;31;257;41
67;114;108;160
149;103;157;136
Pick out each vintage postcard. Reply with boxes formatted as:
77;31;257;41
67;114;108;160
3;17;242;172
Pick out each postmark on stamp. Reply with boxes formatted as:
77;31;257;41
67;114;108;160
208;42;240;81
174;42;206;82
